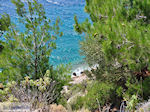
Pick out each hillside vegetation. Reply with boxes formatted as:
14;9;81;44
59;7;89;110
0;0;150;112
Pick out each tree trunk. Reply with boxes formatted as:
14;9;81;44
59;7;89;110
34;30;38;79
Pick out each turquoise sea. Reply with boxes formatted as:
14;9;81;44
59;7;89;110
0;0;90;74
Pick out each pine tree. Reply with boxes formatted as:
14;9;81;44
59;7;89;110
0;0;63;81
74;0;150;81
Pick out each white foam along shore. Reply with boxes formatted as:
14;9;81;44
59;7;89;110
71;62;99;76
46;0;59;5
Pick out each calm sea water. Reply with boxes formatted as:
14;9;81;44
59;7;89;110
0;0;89;69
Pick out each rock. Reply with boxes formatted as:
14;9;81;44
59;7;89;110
61;86;69;94
80;71;84;74
49;104;67;112
73;72;77;76
70;74;87;84
111;107;118;112
91;68;96;72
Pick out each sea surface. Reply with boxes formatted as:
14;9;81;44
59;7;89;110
0;0;90;74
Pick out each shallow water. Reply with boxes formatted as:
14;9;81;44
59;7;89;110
0;0;89;69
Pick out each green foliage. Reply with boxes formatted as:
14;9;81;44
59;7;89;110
49;64;71;102
84;82;114;110
115;76;141;100
142;77;150;100
0;0;63;82
74;0;150;105
125;95;139;111
70;80;87;93
71;96;85;110
116;76;150;111
11;0;26;17
0;81;18;102
71;81;115;111
0;69;70;106
0;0;71;105
116;86;124;97
124;78;142;98
121;0;150;23
49;64;71;86
60;80;88;108
118;76;150;100
0;14;10;36
74;0;150;77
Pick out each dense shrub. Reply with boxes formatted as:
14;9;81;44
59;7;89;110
125;95;139;112
141;77;150;100
71;96;85;110
48;64;71;102
70;81;115;111
60;80;88;109
84;82;114;111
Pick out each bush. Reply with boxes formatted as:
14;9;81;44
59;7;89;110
116;77;150;111
84;81;114;111
126;95;139;112
118;76;150;102
48;64;71;103
142;77;150;100
70;81;115;111
0;69;71;109
71;96;85;110
61;80;89;110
